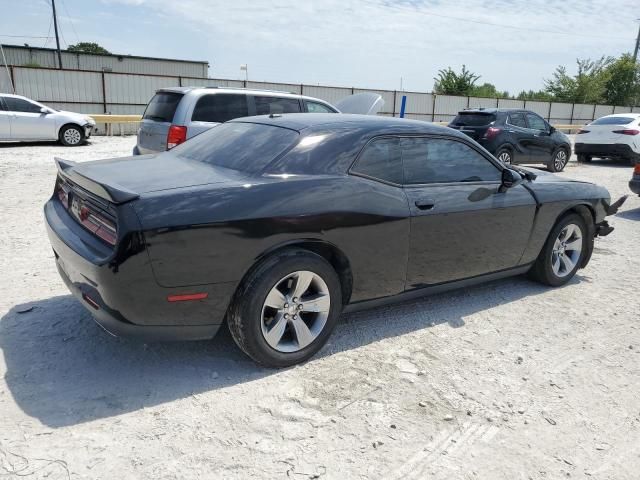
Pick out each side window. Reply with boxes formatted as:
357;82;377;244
508;112;527;128
4;97;42;114
306;101;335;113
254;96;301;115
191;94;248;123
526;113;547;131
402;137;501;184
351;137;402;184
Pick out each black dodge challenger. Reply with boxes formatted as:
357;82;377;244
45;114;623;367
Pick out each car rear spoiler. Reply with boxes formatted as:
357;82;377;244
55;157;139;204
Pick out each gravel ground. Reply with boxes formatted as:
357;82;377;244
0;136;639;480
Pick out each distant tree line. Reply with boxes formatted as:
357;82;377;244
433;54;640;106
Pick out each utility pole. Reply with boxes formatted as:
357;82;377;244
634;20;640;63
51;0;63;69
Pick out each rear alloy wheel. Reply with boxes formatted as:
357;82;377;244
529;213;587;286
577;154;592;163
227;248;342;367
496;148;513;165
549;148;568;172
59;125;84;146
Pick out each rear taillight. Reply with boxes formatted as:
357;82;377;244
56;178;118;246
577;129;590;134
167;125;187;149
634;163;640;175
612;129;640;135
484;127;501;140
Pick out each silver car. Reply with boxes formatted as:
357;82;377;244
134;87;381;155
0;94;96;146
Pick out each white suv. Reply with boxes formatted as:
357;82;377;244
575;113;640;165
134;87;382;155
0;94;96;146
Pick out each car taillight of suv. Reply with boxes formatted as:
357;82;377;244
167;125;188;150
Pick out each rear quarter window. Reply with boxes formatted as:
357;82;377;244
173;122;298;173
450;113;496;126
143;92;183;122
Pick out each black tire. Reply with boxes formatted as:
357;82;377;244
496;147;513;166
227;248;343;368
548;147;569;172
59;125;85;146
528;213;588;287
577;154;592;163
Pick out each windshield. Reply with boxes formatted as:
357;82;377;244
450;112;496;127
172;122;299;173
591;116;636;126
143;92;183;122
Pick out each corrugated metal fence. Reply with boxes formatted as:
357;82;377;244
1;65;639;135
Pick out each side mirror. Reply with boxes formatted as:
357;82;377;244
499;168;524;193
40;107;50;114
548;125;556;134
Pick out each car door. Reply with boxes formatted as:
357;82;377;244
400;135;537;289
3;96;57;140
504;112;532;163
525;112;555;163
0;97;11;140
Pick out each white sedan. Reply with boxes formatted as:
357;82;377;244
0;94;96;146
575;113;640;165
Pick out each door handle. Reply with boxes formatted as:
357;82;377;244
414;199;436;210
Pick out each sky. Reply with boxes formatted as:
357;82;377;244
0;0;637;94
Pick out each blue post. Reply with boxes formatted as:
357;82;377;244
399;95;407;118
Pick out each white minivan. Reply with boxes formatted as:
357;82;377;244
134;87;383;155
0;94;96;146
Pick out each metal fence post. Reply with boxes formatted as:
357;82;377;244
431;94;436;122
392;90;397;117
592;104;597;122
569;103;575;124
547;102;552;121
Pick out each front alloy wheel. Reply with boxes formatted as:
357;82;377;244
550;224;583;278
261;271;331;353
529;213;587;286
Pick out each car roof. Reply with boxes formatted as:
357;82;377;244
156;86;332;103
457;108;523;114
231;113;465;136
599;113;640;118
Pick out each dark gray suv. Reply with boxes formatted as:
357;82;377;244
448;108;572;172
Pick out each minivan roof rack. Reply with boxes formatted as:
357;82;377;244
203;86;295;94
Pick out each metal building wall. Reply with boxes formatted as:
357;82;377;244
1;45;208;77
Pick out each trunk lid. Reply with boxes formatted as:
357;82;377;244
56;153;248;204
577;124;631;144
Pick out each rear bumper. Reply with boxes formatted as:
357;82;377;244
44;198;233;341
630;177;640;195
575;142;639;160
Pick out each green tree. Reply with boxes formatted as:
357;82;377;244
602;54;640;106
469;82;510;99
433;65;480;96
516;89;554;101
67;42;110;55
543;56;613;103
